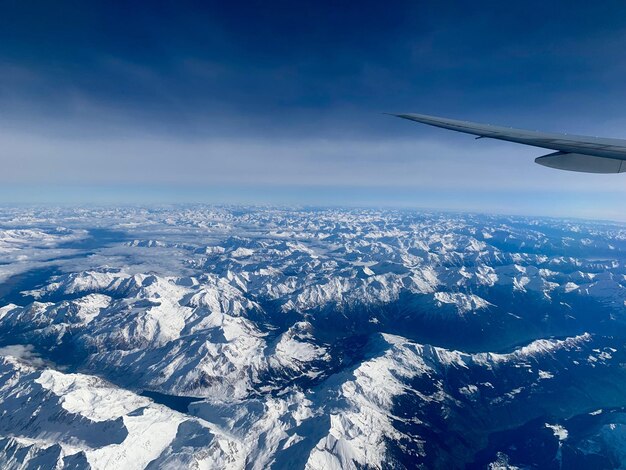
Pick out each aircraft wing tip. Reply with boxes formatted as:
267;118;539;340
384;113;413;119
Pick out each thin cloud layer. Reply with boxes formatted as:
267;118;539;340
1;1;626;217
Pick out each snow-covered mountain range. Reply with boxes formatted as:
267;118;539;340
1;206;626;469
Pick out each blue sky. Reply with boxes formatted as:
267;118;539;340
2;1;626;220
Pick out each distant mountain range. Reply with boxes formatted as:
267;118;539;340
0;206;625;469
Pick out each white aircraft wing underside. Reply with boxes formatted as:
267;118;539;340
394;113;626;173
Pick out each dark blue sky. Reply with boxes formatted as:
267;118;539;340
2;1;626;218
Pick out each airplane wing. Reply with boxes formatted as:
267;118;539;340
393;113;626;173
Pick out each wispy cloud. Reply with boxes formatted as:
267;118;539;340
1;2;626;217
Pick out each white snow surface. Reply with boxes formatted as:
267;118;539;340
1;206;626;468
0;357;245;469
